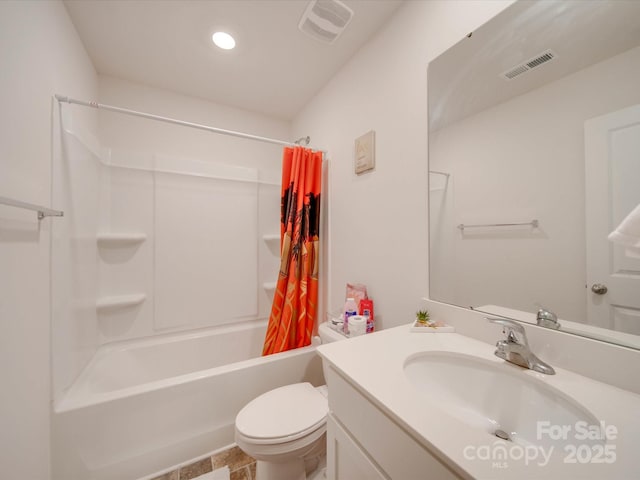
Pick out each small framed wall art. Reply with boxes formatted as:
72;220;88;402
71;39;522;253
354;130;375;174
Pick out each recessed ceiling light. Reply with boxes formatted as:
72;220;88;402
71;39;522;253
212;31;236;50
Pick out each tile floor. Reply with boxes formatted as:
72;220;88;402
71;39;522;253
151;446;256;480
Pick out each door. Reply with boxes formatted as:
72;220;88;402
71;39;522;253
326;415;388;480
585;104;640;334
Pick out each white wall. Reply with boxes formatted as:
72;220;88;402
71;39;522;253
292;0;514;329
430;45;640;323
0;1;98;478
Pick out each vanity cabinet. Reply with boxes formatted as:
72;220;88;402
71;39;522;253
327;414;387;480
325;365;461;480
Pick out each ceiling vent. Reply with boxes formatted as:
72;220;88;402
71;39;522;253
298;0;354;44
501;50;557;80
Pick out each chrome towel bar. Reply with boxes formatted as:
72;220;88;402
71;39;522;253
0;195;64;220
457;219;538;231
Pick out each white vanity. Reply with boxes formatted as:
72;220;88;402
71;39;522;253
317;315;640;479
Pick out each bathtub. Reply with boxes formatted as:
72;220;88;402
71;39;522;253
52;319;324;480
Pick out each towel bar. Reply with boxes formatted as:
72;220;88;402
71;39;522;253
457;219;538;231
0;195;64;220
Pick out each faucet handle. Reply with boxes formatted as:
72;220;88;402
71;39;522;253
536;307;560;329
487;317;524;332
486;317;528;345
536;308;557;322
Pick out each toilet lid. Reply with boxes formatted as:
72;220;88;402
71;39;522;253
235;383;328;440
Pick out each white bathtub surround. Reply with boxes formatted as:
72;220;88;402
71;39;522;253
317;320;640;479
51;105;107;408
51;114;282;400
52;320;323;480
51;75;289;405
51;75;321;480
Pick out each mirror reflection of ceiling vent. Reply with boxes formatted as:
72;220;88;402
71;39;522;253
298;0;354;44
501;50;558;80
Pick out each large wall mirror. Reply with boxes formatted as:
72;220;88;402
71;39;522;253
428;0;640;349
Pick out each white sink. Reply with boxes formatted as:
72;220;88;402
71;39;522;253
403;351;600;447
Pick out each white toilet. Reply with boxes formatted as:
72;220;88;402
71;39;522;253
234;323;345;480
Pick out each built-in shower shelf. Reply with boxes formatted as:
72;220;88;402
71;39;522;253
96;294;146;312
97;233;147;247
262;234;280;258
262;282;277;292
262;234;280;244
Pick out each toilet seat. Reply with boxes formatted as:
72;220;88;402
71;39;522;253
235;383;328;445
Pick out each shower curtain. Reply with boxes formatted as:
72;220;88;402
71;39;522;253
262;146;322;355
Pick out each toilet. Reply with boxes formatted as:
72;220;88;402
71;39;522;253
234;323;345;480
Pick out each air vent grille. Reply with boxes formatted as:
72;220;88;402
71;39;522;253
501;50;557;80
527;52;555;68
504;65;529;80
298;0;354;44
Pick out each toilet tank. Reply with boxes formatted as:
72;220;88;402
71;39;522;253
316;323;348;385
317;322;346;344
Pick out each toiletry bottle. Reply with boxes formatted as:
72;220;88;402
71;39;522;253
359;298;374;333
343;297;358;335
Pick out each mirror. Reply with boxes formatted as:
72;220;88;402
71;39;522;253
428;0;640;350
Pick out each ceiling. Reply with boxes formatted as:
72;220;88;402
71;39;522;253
64;0;404;121
429;0;640;131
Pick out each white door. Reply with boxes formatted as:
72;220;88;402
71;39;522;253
585;104;640;334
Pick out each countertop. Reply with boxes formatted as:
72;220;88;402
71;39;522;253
317;324;640;479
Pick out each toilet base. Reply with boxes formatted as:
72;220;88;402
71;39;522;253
256;458;305;480
307;455;327;480
255;454;325;480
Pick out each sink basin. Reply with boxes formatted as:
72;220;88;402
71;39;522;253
403;352;601;447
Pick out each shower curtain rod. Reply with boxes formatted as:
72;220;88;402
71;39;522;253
55;95;326;154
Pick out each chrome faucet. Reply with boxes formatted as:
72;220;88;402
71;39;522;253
488;318;555;375
536;307;560;330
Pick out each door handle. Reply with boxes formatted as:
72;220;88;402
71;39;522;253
591;283;608;295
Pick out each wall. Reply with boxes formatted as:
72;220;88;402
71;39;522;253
292;0;514;329
0;1;98;478
430;45;640;323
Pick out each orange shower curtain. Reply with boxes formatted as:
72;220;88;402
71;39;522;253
262;146;322;356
